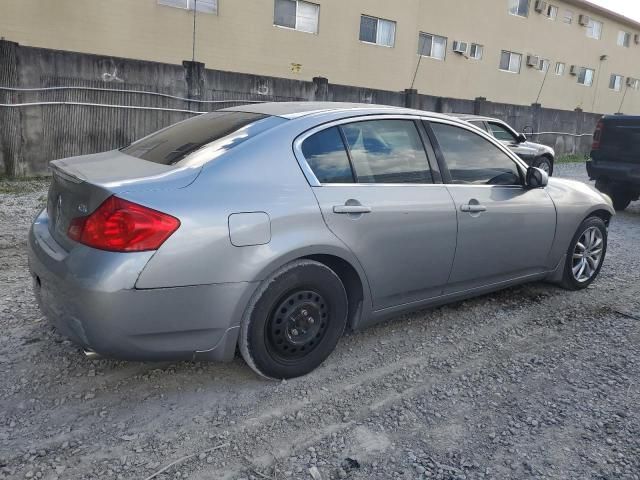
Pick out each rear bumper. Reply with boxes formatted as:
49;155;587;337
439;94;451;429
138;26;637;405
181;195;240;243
587;160;640;185
28;209;256;362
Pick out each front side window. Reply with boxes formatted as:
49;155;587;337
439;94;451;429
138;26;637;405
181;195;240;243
469;43;484;60
301;127;354;184
609;74;623;92
578;67;595;86
158;0;217;14
618;31;631;47
341;120;432;184
499;51;522;73
431;123;521;186
274;0;320;34
508;0;530;17
469;121;488;132
586;19;603;39
418;33;447;60
488;122;518;143
122;112;284;166
359;15;396;47
555;62;566;76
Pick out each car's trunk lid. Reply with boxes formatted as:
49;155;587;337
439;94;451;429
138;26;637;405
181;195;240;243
47;150;200;251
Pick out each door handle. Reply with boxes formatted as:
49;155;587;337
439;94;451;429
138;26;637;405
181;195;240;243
460;204;487;213
333;205;372;214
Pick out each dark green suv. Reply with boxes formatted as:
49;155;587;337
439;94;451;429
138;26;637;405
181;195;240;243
588;115;640;211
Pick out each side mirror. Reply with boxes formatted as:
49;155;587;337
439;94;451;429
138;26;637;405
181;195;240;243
517;133;527;143
526;167;549;188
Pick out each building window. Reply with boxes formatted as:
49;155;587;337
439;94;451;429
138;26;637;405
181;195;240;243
274;0;320;34
555;62;565;75
359;15;396;47
609;74;623;92
418;33;447;60
586;19;603;39
158;0;217;14
563;10;573;23
577;67;595;86
508;0;530;17
618;31;631;47
499;51;522;73
538;58;550;72
470;43;484;60
546;5;558;20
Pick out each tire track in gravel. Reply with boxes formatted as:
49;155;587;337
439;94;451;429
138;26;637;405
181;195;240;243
3;284;563;476
212;304;635;478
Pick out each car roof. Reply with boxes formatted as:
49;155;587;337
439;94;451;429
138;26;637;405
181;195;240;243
223;101;467;123
450;113;501;123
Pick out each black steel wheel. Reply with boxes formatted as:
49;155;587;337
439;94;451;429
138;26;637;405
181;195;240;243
239;260;348;379
266;290;330;362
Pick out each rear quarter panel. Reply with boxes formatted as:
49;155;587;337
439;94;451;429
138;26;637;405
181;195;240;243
131;123;367;290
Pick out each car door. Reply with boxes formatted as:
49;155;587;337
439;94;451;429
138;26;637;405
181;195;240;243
487;120;537;164
298;117;458;311
426;120;556;292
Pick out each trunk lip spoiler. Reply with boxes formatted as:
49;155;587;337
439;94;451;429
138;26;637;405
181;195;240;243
50;161;85;184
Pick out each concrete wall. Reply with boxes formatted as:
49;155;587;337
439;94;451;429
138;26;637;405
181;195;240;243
0;41;601;177
1;0;640;114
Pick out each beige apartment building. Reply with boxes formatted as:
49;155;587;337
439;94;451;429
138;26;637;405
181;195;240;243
2;0;640;113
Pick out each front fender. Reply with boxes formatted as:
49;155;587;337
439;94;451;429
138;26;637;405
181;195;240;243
545;178;614;264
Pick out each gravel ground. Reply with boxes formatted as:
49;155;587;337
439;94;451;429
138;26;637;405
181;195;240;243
1;163;639;480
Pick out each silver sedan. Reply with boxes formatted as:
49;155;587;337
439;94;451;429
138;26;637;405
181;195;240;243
28;102;614;379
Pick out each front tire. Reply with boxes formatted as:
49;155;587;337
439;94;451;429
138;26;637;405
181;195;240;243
239;260;348;379
533;156;554;176
561;217;608;290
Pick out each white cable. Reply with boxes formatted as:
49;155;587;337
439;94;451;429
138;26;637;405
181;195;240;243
529;132;593;137
0;85;265;104
0;101;207;114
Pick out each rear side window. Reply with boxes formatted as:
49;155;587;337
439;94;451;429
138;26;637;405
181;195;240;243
122;111;283;165
341;120;432;184
301;127;354;183
430;123;521;186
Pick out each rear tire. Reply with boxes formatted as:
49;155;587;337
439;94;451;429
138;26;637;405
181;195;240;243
533;156;554;176
560;217;607;290
239;260;348;379
610;192;632;211
595;180;633;211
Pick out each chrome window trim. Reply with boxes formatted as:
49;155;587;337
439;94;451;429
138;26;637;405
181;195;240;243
293;114;529;187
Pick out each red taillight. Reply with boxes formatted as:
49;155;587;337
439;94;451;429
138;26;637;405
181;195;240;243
592;119;604;150
68;196;180;252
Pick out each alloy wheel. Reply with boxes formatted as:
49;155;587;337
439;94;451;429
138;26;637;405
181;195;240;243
571;226;604;283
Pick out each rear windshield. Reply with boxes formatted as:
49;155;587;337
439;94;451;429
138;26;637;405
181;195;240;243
602;120;640;152
122;111;285;165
